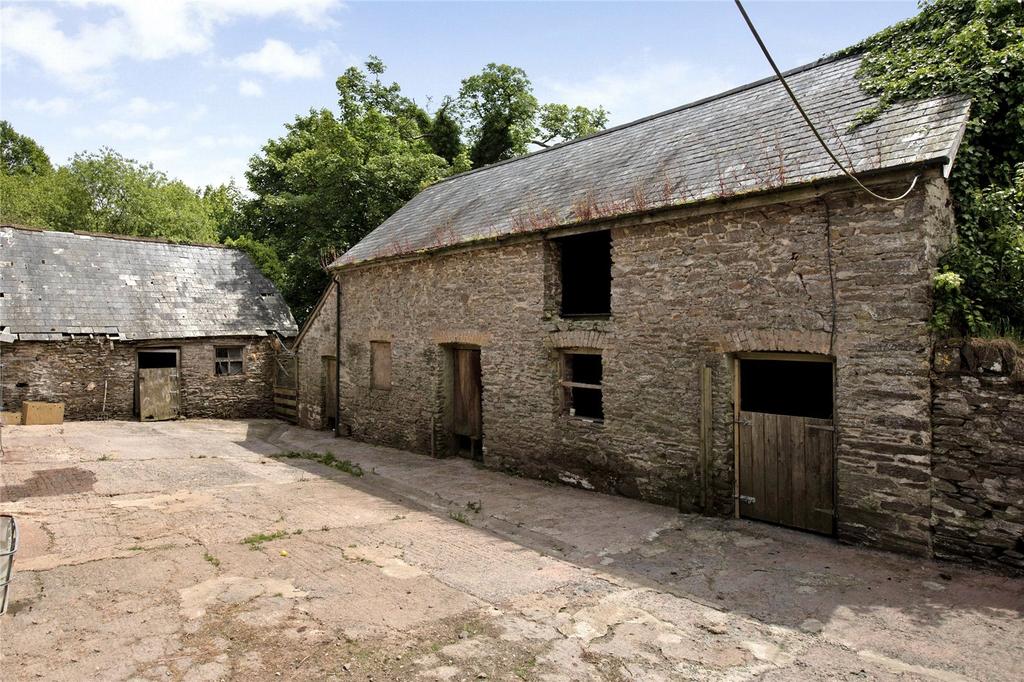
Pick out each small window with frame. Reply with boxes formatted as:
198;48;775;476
215;346;244;376
371;341;392;390
560;351;603;421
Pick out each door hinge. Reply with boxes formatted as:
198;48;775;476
737;495;756;505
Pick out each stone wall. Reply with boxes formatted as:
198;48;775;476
295;282;338;430
1;336;276;420
337;170;955;556
931;339;1024;573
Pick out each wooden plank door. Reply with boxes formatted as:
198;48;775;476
452;348;482;439
738;410;834;534
139;367;179;421
322;357;337;430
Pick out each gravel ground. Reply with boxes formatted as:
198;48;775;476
1;419;1021;681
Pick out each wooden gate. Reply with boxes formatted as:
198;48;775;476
322;356;337;430
738;411;834;534
138;367;179;421
452;348;482;457
274;354;298;423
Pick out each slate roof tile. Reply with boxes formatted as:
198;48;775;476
0;227;298;341
334;56;969;268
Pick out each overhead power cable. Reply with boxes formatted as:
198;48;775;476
734;0;918;202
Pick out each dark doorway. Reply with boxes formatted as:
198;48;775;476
322;356;337;430
736;354;835;535
451;347;482;460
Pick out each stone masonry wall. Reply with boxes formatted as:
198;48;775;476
931;339;1024;574
1;336;275;420
295;283;338;430
338;171;954;556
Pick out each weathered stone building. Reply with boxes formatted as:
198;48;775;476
319;54;1019;565
292;282;339;430
0;226;297;420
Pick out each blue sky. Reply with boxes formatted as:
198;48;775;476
1;1;920;190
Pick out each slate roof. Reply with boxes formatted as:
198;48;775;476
0;226;298;341
334;55;970;268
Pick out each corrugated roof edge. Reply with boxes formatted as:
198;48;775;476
0;223;233;250
412;53;864;192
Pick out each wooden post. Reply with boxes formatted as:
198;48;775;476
699;364;713;514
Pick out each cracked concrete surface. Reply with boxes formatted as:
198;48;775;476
0;419;1021;681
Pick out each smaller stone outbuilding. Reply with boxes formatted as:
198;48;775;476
291;281;339;431
0;226;297;421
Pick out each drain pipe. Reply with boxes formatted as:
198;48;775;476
334;276;342;438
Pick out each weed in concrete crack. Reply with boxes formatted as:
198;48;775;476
448;510;469;525
204;552;221;567
127;545;145;551
274;451;364;477
465;500;482;514
241;530;289;550
98;455;110;461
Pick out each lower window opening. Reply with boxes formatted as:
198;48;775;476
562;352;604;421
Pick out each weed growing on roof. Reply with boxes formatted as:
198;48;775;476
273;451;364;477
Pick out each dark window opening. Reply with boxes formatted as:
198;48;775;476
138;351;177;369
557;230;611;317
740;358;832;419
215;347;244;376
561;352;604;421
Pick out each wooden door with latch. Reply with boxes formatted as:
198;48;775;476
139;367;180;421
736;355;835;535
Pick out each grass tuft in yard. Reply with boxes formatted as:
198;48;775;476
241;530;289;550
274;451;364;477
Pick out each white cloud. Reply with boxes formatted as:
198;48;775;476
238;79;265;97
75;120;173;142
0;1;341;88
187;104;209;122
124;97;172;117
230;39;323;79
196;133;260;149
537;60;737;128
15;97;73;117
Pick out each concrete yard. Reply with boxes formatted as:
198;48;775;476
1;420;1021;681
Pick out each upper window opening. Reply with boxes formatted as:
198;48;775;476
371;341;392;390
557;230;611;317
561;351;603;421
138;351;177;369
215;346;244;376
740;358;832;419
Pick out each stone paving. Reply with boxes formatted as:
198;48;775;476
0;419;1022;681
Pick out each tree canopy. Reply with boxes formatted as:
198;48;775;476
846;0;1024;338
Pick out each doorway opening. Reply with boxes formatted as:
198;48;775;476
447;346;482;461
136;349;180;421
735;353;835;535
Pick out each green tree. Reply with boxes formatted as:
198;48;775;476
846;0;1024;336
1;120;52;175
456;63;610;168
244;57;452;321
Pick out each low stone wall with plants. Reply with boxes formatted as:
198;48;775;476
931;339;1024;574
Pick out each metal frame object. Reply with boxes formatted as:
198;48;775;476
1;514;18;616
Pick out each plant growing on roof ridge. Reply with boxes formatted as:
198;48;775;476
841;0;1024;337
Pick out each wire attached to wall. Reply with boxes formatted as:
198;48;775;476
734;0;918;202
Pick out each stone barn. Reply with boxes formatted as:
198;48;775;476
323;54;990;560
291;281;339;430
0;226;297;421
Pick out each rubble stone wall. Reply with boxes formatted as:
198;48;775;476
337;171;955;557
294;283;338;430
1;336;276;420
931;339;1024;573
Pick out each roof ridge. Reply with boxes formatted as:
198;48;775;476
423;53;859;190
0;224;233;250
